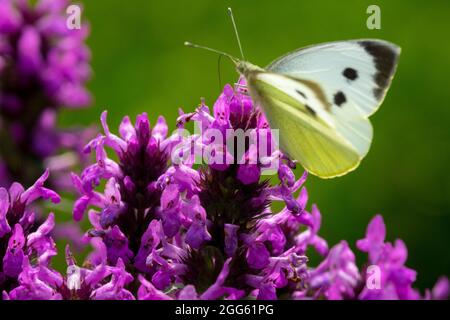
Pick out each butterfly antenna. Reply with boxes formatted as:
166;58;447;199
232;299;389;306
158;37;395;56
217;54;223;90
227;7;245;60
184;41;239;65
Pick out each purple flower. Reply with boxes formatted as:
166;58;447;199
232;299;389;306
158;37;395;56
297;214;449;300
3;224;25;277
157;81;448;301
356;214;385;263
5;244;134;300
137;275;172;300
0;170;60;294
72;111;180;295
137;258;245;300
61;79;438;299
308;241;360;300
0;0;92;188
89;258;134;300
245;241;270;270
184;196;211;249
3;257;63;300
163;82;317;299
426;277;449;300
355;215;448;300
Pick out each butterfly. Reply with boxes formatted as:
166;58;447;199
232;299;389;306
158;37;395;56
186;8;400;178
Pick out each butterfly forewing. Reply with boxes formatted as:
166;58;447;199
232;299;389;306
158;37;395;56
267;39;400;117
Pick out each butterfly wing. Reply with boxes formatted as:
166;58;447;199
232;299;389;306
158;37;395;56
246;71;362;178
245;39;399;178
267;39;401;117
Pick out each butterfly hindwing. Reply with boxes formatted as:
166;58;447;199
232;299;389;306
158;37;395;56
331;97;373;157
246;71;362;178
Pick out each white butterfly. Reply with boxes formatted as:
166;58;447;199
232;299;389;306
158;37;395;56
186;9;400;178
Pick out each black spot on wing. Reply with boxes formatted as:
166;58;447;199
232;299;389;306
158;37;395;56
295;89;307;99
334;91;346;106
343;67;358;81
305;104;316;116
359;41;400;99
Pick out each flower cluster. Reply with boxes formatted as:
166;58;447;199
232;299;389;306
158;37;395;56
147;82;320;299
68;84;448;299
0;0;91;188
0;170;60;294
1;81;448;300
355;215;449;300
304;214;449;300
71;111;178;281
4;243;135;300
0;171;135;300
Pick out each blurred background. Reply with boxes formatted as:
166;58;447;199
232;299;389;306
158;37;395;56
58;0;450;289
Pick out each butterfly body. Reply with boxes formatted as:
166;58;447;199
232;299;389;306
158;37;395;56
236;39;400;178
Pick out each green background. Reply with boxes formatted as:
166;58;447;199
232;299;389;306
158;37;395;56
59;0;450;290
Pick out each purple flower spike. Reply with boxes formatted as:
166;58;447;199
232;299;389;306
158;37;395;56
172;83;321;299
73;110;179;294
353;215;448;300
0;0;92;188
5;241;140;300
0;172;60;294
60;79;447;300
293;214;449;300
